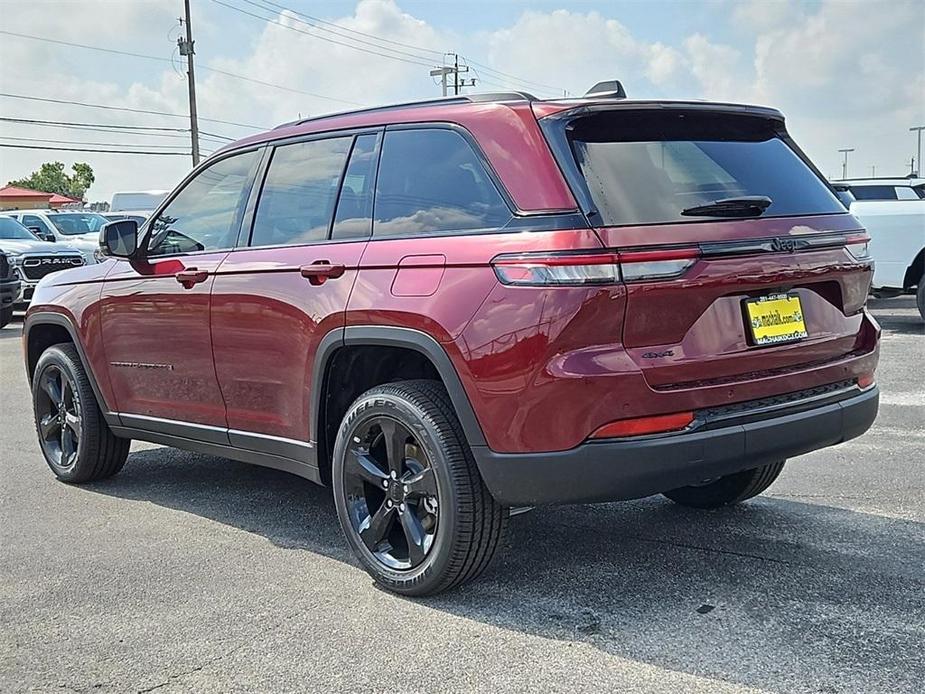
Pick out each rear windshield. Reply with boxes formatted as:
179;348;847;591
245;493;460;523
568;111;844;226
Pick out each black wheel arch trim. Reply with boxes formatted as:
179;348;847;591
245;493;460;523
23;311;119;427
311;325;487;450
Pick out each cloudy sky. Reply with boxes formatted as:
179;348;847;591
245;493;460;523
1;0;923;204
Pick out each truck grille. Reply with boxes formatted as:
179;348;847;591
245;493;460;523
0;254;9;279
21;255;84;280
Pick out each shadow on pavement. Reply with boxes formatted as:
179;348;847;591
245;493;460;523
867;295;924;336
85;446;925;693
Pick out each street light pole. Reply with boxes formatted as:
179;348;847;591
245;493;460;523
838;148;855;180
910;126;924;176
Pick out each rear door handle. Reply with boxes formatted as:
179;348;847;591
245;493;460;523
175;268;209;288
300;261;345;286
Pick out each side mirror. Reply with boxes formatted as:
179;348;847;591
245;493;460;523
100;219;138;258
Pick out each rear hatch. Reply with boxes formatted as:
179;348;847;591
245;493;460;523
539;104;874;392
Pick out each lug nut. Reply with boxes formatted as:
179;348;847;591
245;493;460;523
386;500;393;508
390;471;397;479
382;479;389;488
403;485;409;493
399;503;405;512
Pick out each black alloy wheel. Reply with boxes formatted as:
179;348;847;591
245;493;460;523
342;417;440;570
32;343;130;483
35;364;82;470
332;380;507;596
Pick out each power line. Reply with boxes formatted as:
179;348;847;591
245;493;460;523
0;92;266;129
463;57;565;93
0;116;188;132
0;117;234;143
210;0;435;68
0;30;359;108
240;0;437;64
0;143;192;156
256;0;443;56
0;135;195;150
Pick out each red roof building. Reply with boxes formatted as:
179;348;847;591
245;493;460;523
0;186;81;210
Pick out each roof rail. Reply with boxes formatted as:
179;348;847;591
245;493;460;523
274;91;538;130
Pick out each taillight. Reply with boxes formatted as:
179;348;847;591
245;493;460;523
845;233;871;261
492;252;620;286
618;247;700;281
491;247;700;286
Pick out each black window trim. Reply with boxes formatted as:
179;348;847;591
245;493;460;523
141;144;266;260
236;126;385;251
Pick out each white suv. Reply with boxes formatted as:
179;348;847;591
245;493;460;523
1;210;107;265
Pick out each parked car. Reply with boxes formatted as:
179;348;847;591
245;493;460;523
110;190;167;212
833;177;924;201
0;249;21;328
101;212;149;226
0;210;106;265
0;216;85;308
846;199;924;319
23;85;880;596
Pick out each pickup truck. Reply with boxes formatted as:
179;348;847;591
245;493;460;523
844;198;925;320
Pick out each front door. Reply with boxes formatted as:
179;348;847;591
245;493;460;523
99;148;262;432
211;132;380;453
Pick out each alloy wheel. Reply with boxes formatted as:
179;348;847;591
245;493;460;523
342;417;440;570
36;365;81;469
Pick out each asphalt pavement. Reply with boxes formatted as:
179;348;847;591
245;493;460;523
1;297;923;693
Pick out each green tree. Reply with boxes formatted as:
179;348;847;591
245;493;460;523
8;161;95;199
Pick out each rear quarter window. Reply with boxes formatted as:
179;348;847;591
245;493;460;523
373;128;512;237
567;110;844;226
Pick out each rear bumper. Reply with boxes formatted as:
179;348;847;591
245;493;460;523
472;384;879;506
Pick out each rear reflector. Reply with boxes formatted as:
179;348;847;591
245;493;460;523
857;373;875;389
590;411;694;439
492;247;700;286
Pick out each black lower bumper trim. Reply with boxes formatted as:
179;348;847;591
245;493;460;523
472;386;879;506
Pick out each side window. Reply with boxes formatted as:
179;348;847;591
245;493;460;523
895;186;919;200
332;133;379;240
147;150;259;257
22;215;53;235
374;129;511;237
250;137;352;247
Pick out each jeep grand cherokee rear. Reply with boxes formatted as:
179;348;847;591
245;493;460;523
23;89;878;596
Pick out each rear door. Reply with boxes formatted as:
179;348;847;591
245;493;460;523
210;131;379;455
546;107;874;391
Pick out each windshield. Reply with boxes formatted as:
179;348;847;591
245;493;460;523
0;216;38;240
567;110;844;226
47;212;109;235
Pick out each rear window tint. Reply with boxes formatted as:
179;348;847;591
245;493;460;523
568;111;844;226
373;129;511;237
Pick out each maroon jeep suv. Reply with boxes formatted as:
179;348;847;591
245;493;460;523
24;83;880;595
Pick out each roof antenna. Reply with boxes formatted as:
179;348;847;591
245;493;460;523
585;80;626;99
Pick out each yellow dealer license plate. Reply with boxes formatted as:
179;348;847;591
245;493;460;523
745;293;808;346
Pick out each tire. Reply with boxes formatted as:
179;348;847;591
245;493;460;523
662;461;785;509
32;343;130;483
332;379;507;596
0;306;11;328
917;272;925;322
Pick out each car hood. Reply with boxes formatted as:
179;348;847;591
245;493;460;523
0;239;85;255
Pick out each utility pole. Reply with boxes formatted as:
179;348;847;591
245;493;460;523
179;0;200;167
838;148;854;180
429;66;454;97
910;126;924;176
429;54;475;97
870;165;876;177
